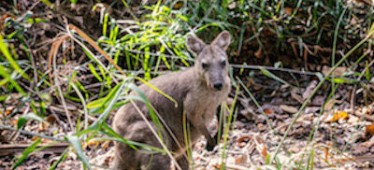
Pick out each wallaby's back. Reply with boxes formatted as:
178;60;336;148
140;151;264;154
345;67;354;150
112;31;231;170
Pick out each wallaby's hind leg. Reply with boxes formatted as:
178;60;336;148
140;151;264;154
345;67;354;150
113;122;172;170
112;142;138;170
139;153;171;170
112;143;171;170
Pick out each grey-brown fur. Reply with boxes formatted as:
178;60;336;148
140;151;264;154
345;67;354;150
112;31;231;170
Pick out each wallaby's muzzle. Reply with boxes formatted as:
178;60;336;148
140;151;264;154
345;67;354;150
213;82;223;90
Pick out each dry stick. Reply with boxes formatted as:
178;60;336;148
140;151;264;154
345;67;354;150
51;36;74;131
122;48;194;61
225;164;249;170
0;125;64;142
270;31;374;163
47;34;70;86
231;64;318;76
0;143;69;156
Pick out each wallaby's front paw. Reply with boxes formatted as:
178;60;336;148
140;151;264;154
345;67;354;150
206;139;216;151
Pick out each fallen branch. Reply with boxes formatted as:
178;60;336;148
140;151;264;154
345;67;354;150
0;143;69;156
0;125;64;142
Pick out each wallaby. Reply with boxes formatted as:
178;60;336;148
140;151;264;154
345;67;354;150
112;31;231;170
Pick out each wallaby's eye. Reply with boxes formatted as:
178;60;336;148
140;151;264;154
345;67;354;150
202;62;209;69
221;60;226;67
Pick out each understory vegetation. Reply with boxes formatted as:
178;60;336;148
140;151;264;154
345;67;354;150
0;0;374;169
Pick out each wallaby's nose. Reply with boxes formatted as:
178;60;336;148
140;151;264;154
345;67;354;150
213;83;223;90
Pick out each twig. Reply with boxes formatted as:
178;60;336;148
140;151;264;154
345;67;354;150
0;143;69;156
124;48;194;61
225;164;250;170
0;125;64;142
54;68;75;132
230;64;319;76
352;111;374;122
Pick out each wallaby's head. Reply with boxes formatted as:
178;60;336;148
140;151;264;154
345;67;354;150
186;31;231;90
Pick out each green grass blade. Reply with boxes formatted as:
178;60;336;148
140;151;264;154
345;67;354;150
17;113;44;129
12;138;42;170
0;35;30;81
135;77;177;107
0;64;25;94
66;136;90;170
49;148;69;170
260;67;290;86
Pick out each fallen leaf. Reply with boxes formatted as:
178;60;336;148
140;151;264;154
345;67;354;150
254;47;263;58
5;109;12;115
352;140;374;155
236;135;251;148
348;115;359;124
291;88;304;104
84;140;102;149
354;0;372;5
261;146;268;157
172;1;184;10
324;99;341;111
39;122;49;131
284;7;293;15
280;105;298;114
324;147;330;161
237;135;251;142
235;155;247;165
322;66;347;77
32;136;40;141
263;108;273;115
10;119;17;126
304;107;320;114
104;156;113;166
228;1;237;9
365;124;374;136
288;146;300;153
101;141;112;150
240;107;255;120
302;80;317;100
311;96;326;106
330;111;349;123
213;162;221;169
41;138;53;143
46;115;57;124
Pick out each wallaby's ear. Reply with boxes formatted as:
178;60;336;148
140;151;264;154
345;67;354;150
212;31;231;50
186;35;206;55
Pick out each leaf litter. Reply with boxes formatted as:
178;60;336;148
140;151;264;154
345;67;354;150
1;0;374;169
